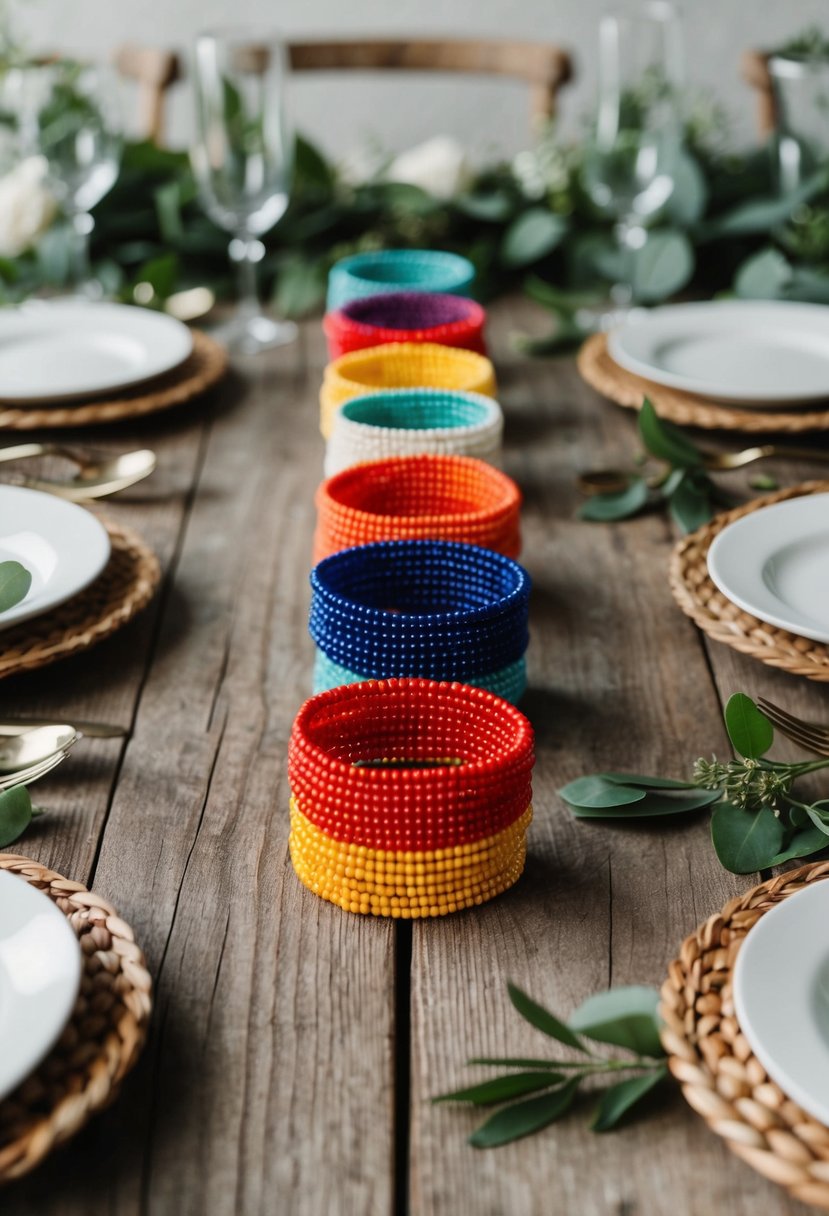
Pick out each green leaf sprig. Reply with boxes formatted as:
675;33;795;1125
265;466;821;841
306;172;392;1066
0;560;32;613
578;400;740;532
434;982;668;1147
560;693;829;874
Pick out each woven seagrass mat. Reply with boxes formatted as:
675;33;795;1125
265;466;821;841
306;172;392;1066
0;330;228;431
0;854;152;1183
0;518;160;679
578;333;829;434
669;480;829;683
660;862;829;1211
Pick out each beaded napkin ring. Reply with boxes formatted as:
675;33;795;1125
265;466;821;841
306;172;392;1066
323;291;487;360
326;249;475;311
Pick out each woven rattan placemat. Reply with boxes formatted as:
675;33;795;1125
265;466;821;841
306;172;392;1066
578;333;829;434
669;481;829;683
0;330;228;431
661;862;829;1211
0;854;152;1183
0;518;160;679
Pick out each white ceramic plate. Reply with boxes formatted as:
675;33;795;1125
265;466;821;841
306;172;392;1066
0;301;193;403
0;870;82;1101
608;301;829;405
0;485;110;630
734;879;829;1128
707;494;829;644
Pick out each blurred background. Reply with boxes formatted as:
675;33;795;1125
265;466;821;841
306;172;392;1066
14;0;829;156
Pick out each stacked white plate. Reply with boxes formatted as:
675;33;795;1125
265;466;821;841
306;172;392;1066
0;301;193;405
0;870;82;1100
0;485;111;632
609;300;829;408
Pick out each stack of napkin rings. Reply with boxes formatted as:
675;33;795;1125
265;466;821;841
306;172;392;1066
323;291;487;359
324;388;503;477
326;249;476;311
319;341;496;439
309;539;530;703
313;453;522;562
287;678;535;917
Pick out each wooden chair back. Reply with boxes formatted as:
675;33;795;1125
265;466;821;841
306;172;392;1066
287;38;573;123
114;44;181;144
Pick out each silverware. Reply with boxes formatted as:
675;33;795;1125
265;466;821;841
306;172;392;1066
757;698;829;758
0;444;156;500
0;718;126;738
0;725;77;773
0;742;77;791
703;444;829;471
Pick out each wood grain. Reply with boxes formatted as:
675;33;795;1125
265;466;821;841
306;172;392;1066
1;299;821;1215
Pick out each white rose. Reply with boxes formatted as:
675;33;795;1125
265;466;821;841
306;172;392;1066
385;136;471;200
0;156;57;258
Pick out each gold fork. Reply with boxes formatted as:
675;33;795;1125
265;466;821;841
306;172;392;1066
704;445;829;471
757;698;829;758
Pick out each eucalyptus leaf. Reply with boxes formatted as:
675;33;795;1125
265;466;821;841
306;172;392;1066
468;1078;580;1148
455;191;515;222
600;773;697;790
468;1057;573;1070
567;788;720;820
668;472;713;533
724;693;773;759
507;984;588;1052
578;478;650;522
0;786;34;848
0;561;32;613
734;247;792;299
558;776;646;809
501;208;567;268
591;1067;668;1132
769;825;829;865
665;149;708;226
700;168;829;240
638;399;703;468
631;229;694;303
569;987;663;1057
434;1071;563;1105
710;802;785;874
804;804;829;838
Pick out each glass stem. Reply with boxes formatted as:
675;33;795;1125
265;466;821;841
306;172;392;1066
69;212;94;294
612;219;636;308
230;236;264;320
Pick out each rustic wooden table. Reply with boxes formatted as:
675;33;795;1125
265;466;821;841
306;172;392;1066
4;298;826;1216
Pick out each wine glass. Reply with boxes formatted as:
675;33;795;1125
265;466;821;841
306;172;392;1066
192;30;296;354
6;61;121;297
581;2;684;315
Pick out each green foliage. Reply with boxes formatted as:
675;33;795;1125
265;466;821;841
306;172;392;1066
436;982;668;1147
0;786;36;848
0;560;31;613
560;693;829;874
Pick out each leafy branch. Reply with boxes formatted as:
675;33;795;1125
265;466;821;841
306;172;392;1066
578;400;739;532
435;982;669;1146
560;693;829;873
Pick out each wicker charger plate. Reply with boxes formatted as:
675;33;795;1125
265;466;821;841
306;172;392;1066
670;480;829;683
0;517;160;679
578;333;829;434
0;329;228;430
660;862;829;1211
0;854;152;1183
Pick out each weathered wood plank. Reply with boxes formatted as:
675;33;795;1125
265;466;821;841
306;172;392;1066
5;330;396;1215
410;303;810;1216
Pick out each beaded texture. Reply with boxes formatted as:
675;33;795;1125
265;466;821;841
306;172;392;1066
323;291;487;360
309;538;529;699
319;342;497;438
324;388;503;477
287;678;535;851
326;249;475;312
313;454;522;563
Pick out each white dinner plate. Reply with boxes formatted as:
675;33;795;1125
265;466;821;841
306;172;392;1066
734;879;829;1128
0;485;110;630
0;870;82;1101
608;301;829;405
707;494;829;644
0;301;193;403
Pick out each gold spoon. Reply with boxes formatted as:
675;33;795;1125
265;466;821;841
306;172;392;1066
0;444;156;500
579;443;829;495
